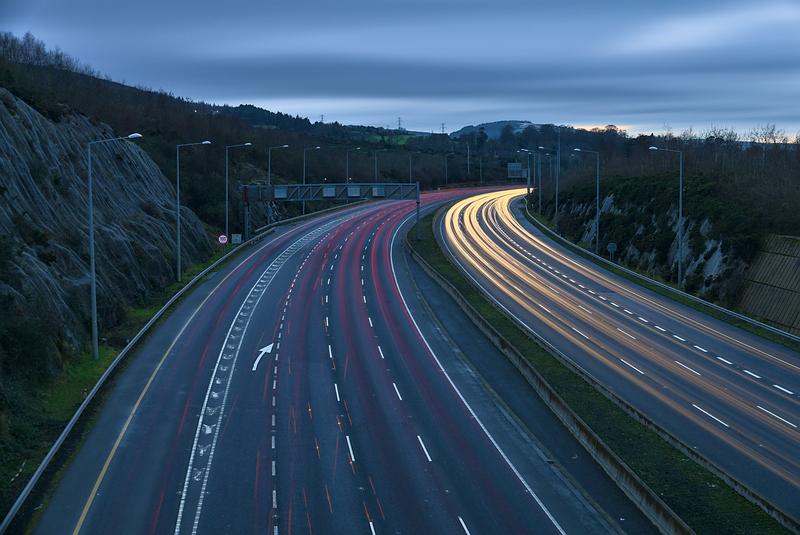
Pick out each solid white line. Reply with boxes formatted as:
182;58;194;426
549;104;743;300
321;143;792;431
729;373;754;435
458;516;471;534
393;383;403;400
616;328;637;340
417;435;432;462
393;212;566;535
345;435;355;463
334;383;340;402
692;404;730;428
716;356;733;365
377;346;385;359
654;325;666;332
773;384;795;395
693;345;708;353
620;358;645;375
756;406;798;428
743;369;761;379
675;361;701;376
571;327;589;340
673;335;687;342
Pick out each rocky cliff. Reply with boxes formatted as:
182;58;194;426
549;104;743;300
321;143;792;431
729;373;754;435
0;87;211;371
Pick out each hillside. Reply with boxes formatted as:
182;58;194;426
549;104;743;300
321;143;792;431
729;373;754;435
0;87;211;508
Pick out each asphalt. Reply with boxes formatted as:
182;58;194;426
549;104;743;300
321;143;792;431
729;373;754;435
31;189;654;535
439;188;800;523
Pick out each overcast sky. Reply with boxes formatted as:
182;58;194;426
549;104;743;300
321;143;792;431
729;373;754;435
2;0;799;135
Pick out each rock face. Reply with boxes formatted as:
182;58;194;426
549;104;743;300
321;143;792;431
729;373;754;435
0;87;211;363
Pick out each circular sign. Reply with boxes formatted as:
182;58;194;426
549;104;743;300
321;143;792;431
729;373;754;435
606;242;617;253
218;234;228;245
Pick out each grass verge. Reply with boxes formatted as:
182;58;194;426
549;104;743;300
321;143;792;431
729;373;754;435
408;210;788;534
522;202;800;354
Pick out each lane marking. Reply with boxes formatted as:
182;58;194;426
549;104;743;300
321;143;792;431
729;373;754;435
346;435;356;463
328;344;333;359
393;383;403;401
537;303;552;315
756;406;797;428
673;335;687;342
570;327;589;340
773;384;794;395
637;317;649;323
654;325;666;332
458;516;471;534
616;328;637;341
334;383;340;402
716;356;733;365
623;309;634;315
377;346;385;359
743;369;761;379
577;304;592;315
692;404;730;428
620;358;645;375
368;317;373;327
693;345;708;353
417;435;432;462
675;361;701;376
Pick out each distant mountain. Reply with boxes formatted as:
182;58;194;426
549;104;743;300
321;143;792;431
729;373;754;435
452;120;536;139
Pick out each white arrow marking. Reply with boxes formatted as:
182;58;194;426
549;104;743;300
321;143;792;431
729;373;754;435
252;343;274;371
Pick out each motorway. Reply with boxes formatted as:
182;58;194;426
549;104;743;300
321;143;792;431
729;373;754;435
440;188;800;522
30;189;651;534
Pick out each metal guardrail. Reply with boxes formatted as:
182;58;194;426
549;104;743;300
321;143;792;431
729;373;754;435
522;200;800;345
0;200;370;534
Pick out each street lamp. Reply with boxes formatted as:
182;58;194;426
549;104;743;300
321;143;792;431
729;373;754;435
176;140;211;282
408;151;420;183
267;144;289;186
539;145;560;232
346;146;361;182
573;148;601;254
225;142;252;241
303;146;321;214
374;148;388;183
87;132;143;360
444;152;455;185
649;146;685;288
518;148;531;197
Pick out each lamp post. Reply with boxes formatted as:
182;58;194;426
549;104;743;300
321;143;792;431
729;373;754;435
225;142;252;240
573;148;601;254
374;148;388;183
539;145;559;231
176;140;211;282
302;146;321;214
346;146;361;182
444;152;454;185
408;151;420;183
267;144;289;186
649;146;685;288
87;132;143;360
518;148;531;198
535;151;543;213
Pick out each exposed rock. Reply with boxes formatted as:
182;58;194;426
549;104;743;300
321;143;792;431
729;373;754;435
0;87;211;364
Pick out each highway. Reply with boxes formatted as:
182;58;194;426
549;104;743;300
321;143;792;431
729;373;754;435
440;188;800;522
31;189;649;534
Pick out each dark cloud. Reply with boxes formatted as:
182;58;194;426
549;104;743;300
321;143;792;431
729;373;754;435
3;0;798;133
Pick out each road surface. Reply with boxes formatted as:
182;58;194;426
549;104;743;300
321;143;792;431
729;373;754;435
440;188;800;522
30;190;648;534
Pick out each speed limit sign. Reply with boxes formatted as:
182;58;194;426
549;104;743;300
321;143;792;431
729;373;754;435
218;234;228;245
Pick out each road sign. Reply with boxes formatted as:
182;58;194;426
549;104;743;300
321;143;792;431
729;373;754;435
231;234;242;244
507;162;523;179
218;234;228;245
607;242;617;253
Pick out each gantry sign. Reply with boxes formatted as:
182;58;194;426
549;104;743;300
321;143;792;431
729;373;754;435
238;182;421;240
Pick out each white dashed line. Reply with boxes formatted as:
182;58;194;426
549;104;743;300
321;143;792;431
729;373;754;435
368;317;373;327
393;383;403;400
616;328;637;340
692;404;729;428
458;516;471;534
675;361;701;376
743;369;761;379
673;335;687;342
537;303;552;314
571;327;589;340
716;356;733;365
328;345;333;359
637;317;649;323
345;435;356;463
693;345;708;353
620;359;645;375
654;325;666;332
773;384;794;395
377;346;385;359
334;383;340;402
417;435;432;462
756;406;797;428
